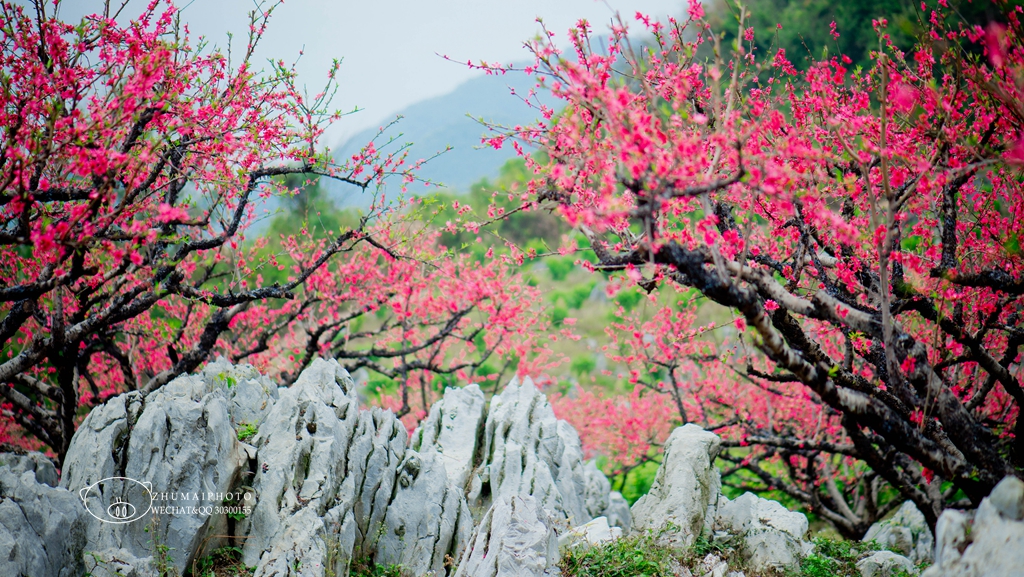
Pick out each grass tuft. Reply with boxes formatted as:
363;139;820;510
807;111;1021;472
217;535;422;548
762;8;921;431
349;558;403;577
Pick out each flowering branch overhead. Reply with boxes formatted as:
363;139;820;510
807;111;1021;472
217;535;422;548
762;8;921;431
485;0;1024;535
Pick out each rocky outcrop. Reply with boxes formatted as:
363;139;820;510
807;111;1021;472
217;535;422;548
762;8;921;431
241;358;362;576
857;550;919;577
454;494;560;577
375;450;473;576
0;451;59;486
623;423;814;573
558;516;622;550
713;492;809;571
475;377;591;525
17;361;631;577
605;491;632;531
201;357;280;428
864;501;933;564
630;424;722;548
60;370;247;575
582;460;631;530
411;383;487;491
344;406;410;562
0;466;88;577
923;476;1024;577
929;508;972;569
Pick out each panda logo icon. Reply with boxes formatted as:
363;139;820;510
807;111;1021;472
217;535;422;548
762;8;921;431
79;477;153;524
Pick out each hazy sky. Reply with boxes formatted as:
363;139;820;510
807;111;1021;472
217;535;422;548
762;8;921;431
55;0;683;146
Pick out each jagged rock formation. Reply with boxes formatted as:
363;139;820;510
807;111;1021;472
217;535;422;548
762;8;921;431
375;450;473;576
411;376;630;532
625;423;815;573
2;361;632;577
582;460;630;529
713;492;810;571
630;424;723;548
410;383;487;491
0;451;59;487
864;500;933;564
0;465;88;577
857;550;920;577
345;406;412;563
923;476;1024;577
9;359;983;577
60;369;250;576
454;494;560;577
475;378;590;524
240;358;363;576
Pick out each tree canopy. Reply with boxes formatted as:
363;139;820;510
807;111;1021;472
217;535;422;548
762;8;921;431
476;0;1024;535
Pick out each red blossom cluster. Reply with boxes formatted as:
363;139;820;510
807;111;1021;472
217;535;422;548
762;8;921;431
0;1;547;461
483;0;1024;535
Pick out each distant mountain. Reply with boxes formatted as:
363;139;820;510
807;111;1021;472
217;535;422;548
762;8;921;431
324;70;556;206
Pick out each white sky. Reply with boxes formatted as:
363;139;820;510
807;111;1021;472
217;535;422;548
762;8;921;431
55;0;683;146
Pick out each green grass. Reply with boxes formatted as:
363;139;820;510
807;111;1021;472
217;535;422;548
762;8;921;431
236;423;258;442
187;546;254;577
349;558;403;577
560;530;675;577
559;532;926;577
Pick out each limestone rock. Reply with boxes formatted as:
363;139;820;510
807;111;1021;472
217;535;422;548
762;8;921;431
857;551;919;577
455;494;559;577
604;491;632;531
38;363;632;577
582;461;611;520
864;501;934;563
930;508;973;570
61;372;246;576
630;424;722;548
243;358;361;573
713;492;809;571
923;476;1024;577
0;451;58;486
343;406;408;561
375;450;473;576
988;475;1024;521
82;548;159;577
411;384;487;491
696;553;729;577
557;516;622;551
477;377;590;525
0;468;88;577
202;357;280;427
60;392;145;492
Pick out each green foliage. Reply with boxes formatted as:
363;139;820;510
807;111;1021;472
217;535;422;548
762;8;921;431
707;0;1022;74
555;511;925;577
797;537;879;577
223;490;248;522
145;522;176;577
365;374;399;398
188;546;253;577
236;423;258;443
349;558;403;577
550;280;597;310
614;288;643;311
560;529;674;577
420;157;570;254
214;372;238;389
552;303;570;327
546;256;576;281
570;356;596;377
614;460;660;505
